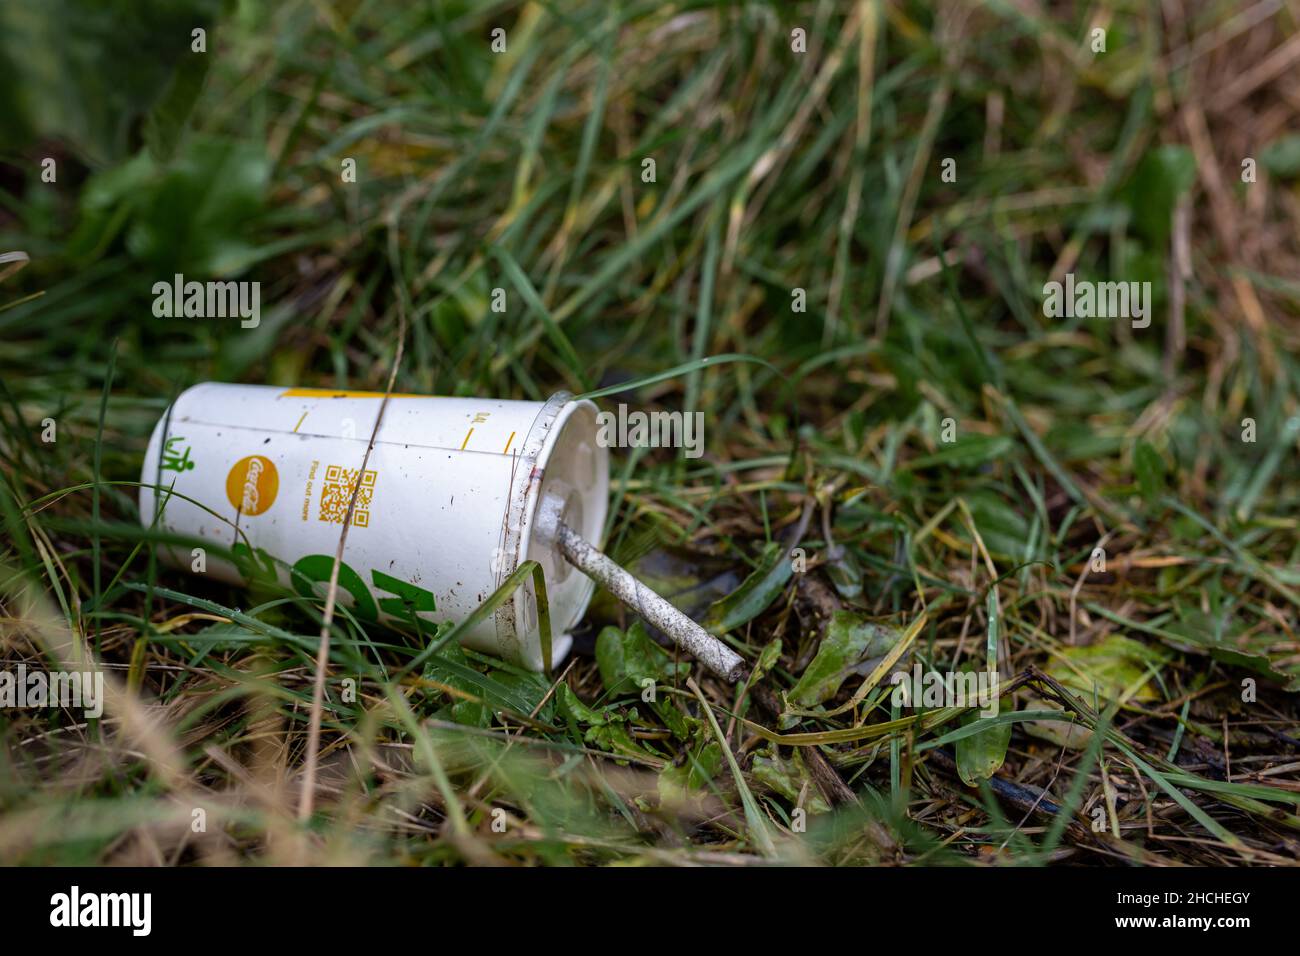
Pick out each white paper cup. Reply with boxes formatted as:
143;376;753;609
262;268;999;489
139;384;609;670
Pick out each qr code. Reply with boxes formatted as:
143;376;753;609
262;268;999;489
319;465;377;526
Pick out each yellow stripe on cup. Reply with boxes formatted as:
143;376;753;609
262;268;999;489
279;387;430;399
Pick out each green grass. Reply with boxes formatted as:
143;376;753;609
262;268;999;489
1;0;1299;866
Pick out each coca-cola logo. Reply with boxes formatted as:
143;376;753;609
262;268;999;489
225;455;279;516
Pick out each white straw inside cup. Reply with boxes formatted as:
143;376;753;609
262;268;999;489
548;519;746;683
533;481;743;676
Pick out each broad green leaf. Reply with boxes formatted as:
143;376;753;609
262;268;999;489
70;134;270;274
823;544;864;600
595;620;689;697
493;670;558;724
751;746;831;813
1029;635;1168;749
1124;145;1197;248
954;709;1012;786
787;611;900;709
751;638;783;684
424;640;489;728
1163;605;1300;692
657;732;722;802
1260;135;1300;178
556;684;656;763
1046;635;1168;702
557;682;601;727
1134;440;1165;505
703;541;793;634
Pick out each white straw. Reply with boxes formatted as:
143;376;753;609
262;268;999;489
555;521;746;682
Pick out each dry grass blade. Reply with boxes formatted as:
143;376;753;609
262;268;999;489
297;299;408;823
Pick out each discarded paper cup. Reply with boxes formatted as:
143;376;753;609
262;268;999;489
139;384;609;670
